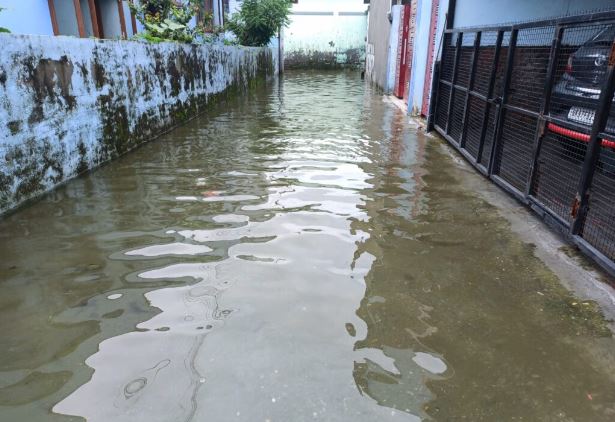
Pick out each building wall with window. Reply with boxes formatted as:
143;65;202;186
452;0;615;28
0;0;135;38
0;0;54;35
0;0;211;39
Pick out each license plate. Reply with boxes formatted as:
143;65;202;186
567;106;595;126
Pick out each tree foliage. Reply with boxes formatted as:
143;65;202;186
129;0;206;43
226;0;291;47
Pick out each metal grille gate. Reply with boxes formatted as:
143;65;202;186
432;11;615;275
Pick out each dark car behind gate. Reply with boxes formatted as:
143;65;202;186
430;10;615;276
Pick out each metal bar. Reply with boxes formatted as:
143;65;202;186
73;0;86;38
88;0;101;38
488;28;518;175
503;103;541;119
476;30;503;165
426;61;441;131
468;91;487;101
451;84;469;92
570;39;615;235
460;31;482;149
445;32;463;134
529;195;572;229
538;26;563;115
435;124;489;175
446;26;511;34
491;174;530;204
573;236;615;278
47;0;59;36
525;25;564;197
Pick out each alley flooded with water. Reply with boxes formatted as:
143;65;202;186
1;71;615;421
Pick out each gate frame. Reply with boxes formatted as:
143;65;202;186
431;10;615;277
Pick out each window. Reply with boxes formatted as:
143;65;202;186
48;0;130;39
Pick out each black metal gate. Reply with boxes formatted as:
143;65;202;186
432;11;615;275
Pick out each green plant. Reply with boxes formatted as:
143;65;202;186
0;7;10;33
226;0;291;47
129;0;200;42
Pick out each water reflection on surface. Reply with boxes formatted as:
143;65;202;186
1;71;615;421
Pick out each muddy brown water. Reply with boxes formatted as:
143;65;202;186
1;71;615;421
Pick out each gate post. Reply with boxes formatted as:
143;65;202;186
427;61;441;131
525;25;564;197
570;39;615;235
488;28;518;175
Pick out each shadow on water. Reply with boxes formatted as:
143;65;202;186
0;70;614;421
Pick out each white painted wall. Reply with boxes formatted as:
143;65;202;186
0;0;54;35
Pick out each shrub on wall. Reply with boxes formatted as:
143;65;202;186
0;7;10;33
129;0;207;43
226;0;291;47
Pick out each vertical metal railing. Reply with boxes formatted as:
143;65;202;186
459;31;482;149
476;30;504;167
445;33;463;135
524;26;564;198
488;28;518;176
431;11;615;275
571;40;615;234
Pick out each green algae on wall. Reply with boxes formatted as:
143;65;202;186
0;34;276;215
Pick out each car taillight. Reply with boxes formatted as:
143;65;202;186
565;55;573;75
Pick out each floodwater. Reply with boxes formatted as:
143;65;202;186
1;71;615;422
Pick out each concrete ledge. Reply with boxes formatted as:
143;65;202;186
431;129;615;325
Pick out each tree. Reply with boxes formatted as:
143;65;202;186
226;0;291;47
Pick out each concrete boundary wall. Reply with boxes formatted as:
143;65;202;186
284;12;367;69
0;34;276;215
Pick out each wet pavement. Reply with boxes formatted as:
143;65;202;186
1;71;615;421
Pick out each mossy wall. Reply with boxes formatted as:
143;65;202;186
0;34;276;215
